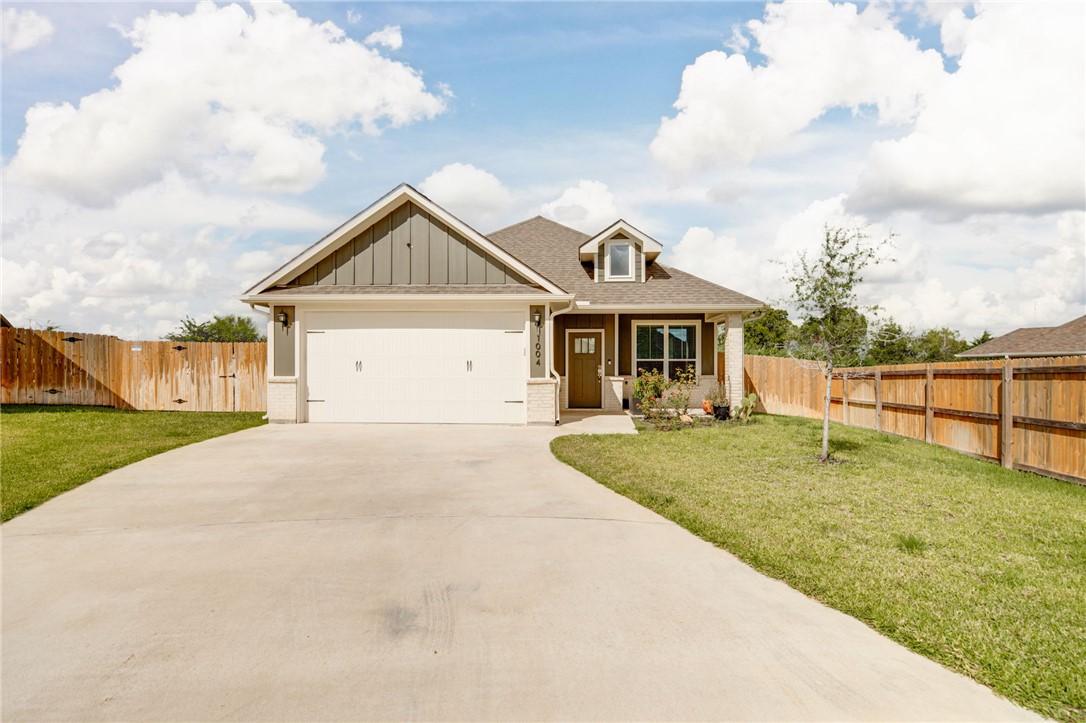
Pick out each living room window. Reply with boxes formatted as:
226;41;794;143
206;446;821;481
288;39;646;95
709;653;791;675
634;322;697;379
605;241;634;281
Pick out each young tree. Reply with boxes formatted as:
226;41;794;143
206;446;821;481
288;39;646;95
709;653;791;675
785;226;891;461
970;330;994;348
166;314;265;342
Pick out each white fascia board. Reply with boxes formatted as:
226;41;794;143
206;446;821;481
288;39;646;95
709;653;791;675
242;293;574;305
578;219;665;260
245;184;565;296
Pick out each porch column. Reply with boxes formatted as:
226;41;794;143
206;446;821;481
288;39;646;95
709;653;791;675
724;312;745;405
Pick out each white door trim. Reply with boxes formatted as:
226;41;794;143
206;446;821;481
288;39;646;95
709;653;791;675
564;328;605;409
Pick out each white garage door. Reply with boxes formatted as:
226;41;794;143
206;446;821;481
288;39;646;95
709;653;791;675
305;310;527;424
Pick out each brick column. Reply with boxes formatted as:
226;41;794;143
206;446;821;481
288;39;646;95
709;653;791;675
724;313;745;405
527;378;558;424
267;377;298;423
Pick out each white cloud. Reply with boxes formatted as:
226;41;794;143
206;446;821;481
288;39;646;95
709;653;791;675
878;212;1085;335
2;8;54;56
669;227;768;300
651;1;944;174
346;9;361;25
540;180;619;233
849;2;1085;218
0;174;332;336
668;192;1084;338
233;243;307;285
419;163;514;230
6;1;446;207
364;25;402;50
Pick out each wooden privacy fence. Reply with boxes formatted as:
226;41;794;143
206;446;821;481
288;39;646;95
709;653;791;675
721;353;1086;484
1;328;266;412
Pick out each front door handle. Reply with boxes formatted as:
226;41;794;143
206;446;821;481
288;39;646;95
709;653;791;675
597;365;602;382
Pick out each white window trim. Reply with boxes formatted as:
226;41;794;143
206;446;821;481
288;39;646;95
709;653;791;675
604;241;635;282
631;320;700;379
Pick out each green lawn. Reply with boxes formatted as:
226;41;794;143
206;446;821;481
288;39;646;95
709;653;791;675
552;415;1086;722
1;405;266;522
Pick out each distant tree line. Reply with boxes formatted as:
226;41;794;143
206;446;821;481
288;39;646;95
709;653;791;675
165;314;265;343
742;306;993;366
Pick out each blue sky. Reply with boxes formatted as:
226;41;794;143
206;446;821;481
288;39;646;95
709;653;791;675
2;1;1083;338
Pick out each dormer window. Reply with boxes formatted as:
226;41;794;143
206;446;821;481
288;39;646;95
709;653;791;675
606;241;633;281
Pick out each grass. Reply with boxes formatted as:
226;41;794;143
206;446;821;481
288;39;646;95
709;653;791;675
1;405;266;522
551;414;1086;722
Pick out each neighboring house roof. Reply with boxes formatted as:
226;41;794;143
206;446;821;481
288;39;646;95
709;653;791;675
957;314;1086;358
0;314;12;328
488;216;764;309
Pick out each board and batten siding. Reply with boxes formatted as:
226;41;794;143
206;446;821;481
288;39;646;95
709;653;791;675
272;306;295;377
288;202;530;288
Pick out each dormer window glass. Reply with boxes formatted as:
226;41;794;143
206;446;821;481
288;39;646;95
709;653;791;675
606;241;633;281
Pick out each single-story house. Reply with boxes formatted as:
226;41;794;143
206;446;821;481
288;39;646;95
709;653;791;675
957;314;1086;359
241;184;764;424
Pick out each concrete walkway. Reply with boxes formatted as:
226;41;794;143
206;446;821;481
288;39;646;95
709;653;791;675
2;420;1036;721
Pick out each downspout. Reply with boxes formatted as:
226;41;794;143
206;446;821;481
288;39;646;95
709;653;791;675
248;303;271;420
549;299;576;425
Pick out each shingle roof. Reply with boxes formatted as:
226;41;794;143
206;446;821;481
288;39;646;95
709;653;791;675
487;216;763;307
958;314;1086;357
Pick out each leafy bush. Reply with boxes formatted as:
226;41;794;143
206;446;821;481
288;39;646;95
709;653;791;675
667;365;698;418
633;368;671;424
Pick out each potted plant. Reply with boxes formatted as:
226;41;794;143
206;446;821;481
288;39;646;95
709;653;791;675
705;382;730;420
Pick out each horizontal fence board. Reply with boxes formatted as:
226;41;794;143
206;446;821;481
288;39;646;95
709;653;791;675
1;327;266;413
729;353;1086;484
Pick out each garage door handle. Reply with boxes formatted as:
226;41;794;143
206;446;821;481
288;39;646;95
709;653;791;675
505;400;524;403
466;360;473;372
308;399;324;403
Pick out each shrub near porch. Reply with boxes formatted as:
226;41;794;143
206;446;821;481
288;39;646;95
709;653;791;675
551;415;1086;722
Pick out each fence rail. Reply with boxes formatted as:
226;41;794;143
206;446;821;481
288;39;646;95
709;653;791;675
720;353;1086;484
1;328;266;412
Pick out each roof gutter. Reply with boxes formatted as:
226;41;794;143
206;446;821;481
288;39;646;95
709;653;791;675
580;303;764;313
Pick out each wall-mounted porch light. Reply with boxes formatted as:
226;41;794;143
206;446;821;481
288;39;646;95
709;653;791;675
532;311;542;327
276;310;290;330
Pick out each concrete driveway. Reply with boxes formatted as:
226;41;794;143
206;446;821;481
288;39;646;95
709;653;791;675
2;416;1036;721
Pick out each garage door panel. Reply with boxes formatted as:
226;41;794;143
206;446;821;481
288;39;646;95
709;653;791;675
306;311;526;424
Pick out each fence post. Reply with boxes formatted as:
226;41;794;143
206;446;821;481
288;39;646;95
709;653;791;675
840;372;849;426
1001;364;1014;469
874;370;882;433
925;364;935;443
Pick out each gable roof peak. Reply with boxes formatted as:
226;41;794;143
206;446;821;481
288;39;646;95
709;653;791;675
244;182;566;297
577;218;664;261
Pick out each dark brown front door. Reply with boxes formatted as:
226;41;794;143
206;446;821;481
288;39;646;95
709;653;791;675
569;332;602;408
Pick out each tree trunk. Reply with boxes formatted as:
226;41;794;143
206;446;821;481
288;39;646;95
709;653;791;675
821;365;833;461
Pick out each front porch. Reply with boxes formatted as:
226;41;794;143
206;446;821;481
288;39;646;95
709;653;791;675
551;310;746;416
